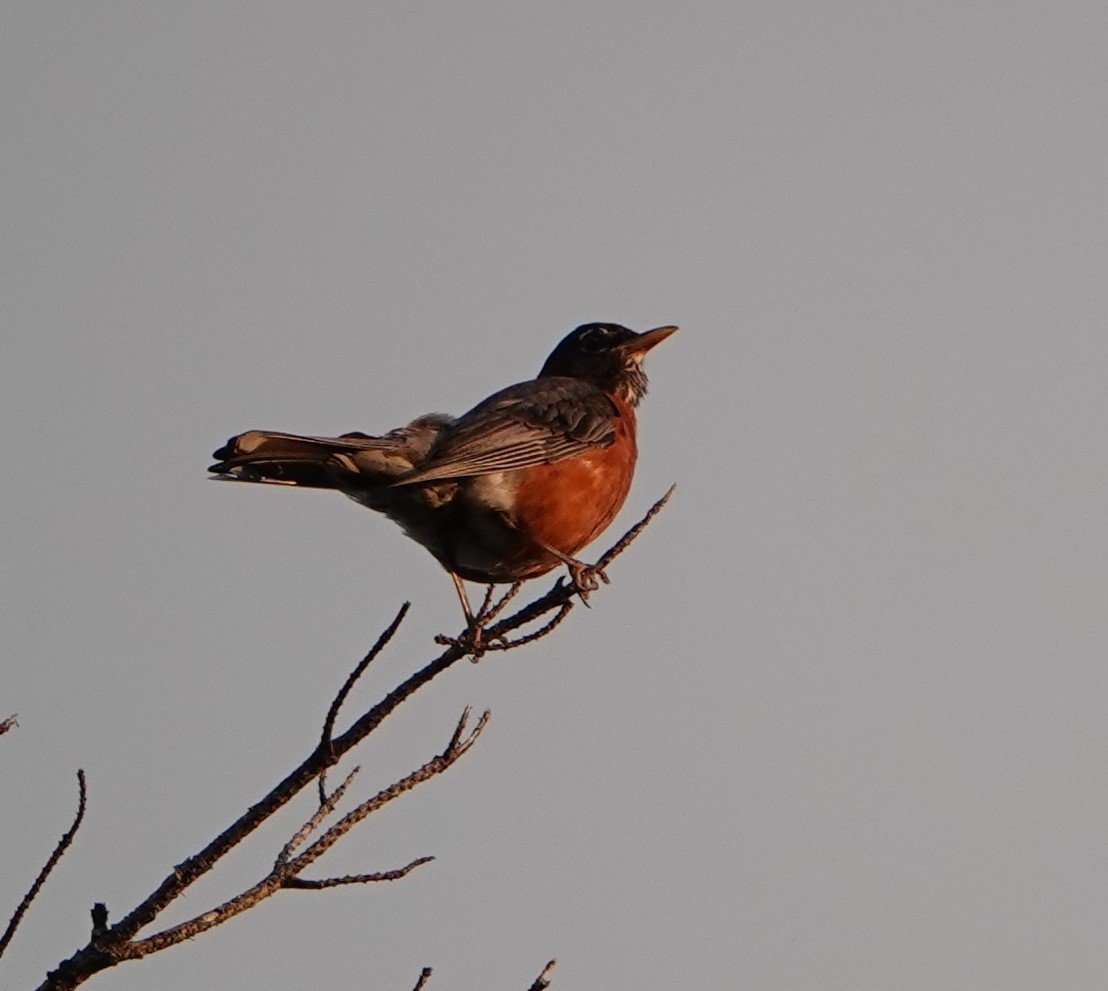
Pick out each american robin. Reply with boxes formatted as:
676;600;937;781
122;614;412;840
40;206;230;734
209;322;676;627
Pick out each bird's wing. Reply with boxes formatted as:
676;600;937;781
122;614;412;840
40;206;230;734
394;378;618;486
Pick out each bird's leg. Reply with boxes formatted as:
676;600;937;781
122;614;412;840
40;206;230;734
437;577;516;656
450;573;485;654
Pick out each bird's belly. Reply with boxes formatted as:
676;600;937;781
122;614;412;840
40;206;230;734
506;450;634;558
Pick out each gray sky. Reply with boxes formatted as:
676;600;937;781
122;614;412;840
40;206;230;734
3;2;1107;989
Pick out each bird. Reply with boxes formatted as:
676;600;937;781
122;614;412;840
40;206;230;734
209;322;677;632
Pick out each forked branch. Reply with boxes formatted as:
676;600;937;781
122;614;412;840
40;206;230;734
129;710;485;956
27;489;672;990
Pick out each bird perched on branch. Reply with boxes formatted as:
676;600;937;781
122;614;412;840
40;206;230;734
210;322;677;630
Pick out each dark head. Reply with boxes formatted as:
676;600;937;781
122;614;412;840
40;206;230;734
538;322;678;406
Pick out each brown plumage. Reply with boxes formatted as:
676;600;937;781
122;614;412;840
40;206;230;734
210;322;676;623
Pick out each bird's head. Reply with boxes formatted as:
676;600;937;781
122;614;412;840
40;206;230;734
538;323;678;405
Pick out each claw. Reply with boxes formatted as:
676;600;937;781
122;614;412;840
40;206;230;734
435;621;490;661
563;559;607;604
466;623;486;661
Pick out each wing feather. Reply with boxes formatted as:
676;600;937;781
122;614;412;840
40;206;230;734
394;377;617;486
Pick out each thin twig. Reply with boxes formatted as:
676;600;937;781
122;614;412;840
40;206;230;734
0;770;87;960
482;581;523;623
319;602;410;803
482;603;574;652
278;766;361;868
283;855;433;889
413;966;433;990
528;959;557;990
90;904;109;940
477;584;496;618
593;484;675;574
0;714;17;736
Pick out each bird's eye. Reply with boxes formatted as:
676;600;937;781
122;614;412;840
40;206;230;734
581;327;612;351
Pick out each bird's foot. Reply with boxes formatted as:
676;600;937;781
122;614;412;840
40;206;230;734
435;622;487;659
436;598;509;661
463;621;487;660
563;559;610;605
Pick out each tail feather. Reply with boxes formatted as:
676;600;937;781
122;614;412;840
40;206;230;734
208;415;453;490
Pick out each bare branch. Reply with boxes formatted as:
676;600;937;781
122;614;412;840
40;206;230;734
319;601;410;803
0;714;17;736
1;770;87;960
285;710;488;877
413;966;434;990
33;490;672;988
105;625;465;952
126;710;485;956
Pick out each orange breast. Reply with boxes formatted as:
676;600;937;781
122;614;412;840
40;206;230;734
510;399;638;559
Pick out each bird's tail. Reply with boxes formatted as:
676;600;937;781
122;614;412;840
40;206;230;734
208;415;453;490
